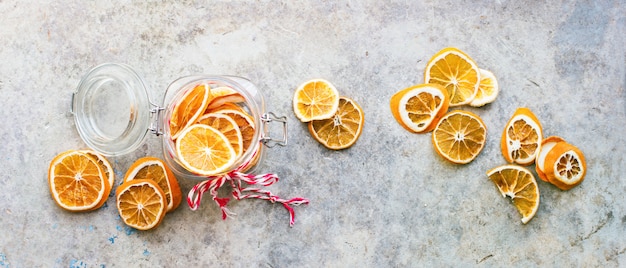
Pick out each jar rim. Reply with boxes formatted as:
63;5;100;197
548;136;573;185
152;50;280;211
72;63;152;156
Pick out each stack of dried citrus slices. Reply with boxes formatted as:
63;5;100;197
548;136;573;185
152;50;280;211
168;83;259;176
390;47;496;165
293;79;364;150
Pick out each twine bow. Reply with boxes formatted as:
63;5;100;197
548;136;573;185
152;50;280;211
187;158;309;226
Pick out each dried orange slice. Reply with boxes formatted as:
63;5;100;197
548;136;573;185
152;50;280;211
543;141;587;190
487;165;540;224
115;179;167;230
123;157;182;212
535;136;566;182
215;109;255;155
205;102;247;115
501;107;543;165
469;69;499;107
309;97;364;150
424;47;480;107
48;150;110;211
206;86;246;111
175;124;237;175
80;150;114;190
169;83;210;139
197;113;244;158
293;79;340;122
432;110;487;164
389;83;449;133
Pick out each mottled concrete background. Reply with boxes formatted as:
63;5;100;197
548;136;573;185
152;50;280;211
1;1;625;267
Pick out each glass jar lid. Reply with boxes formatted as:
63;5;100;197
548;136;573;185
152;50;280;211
71;63;152;156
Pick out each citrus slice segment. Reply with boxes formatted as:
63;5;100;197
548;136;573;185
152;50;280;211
293;79;340;122
487;165;540;224
469;69;499;107
175;124;237;175
308;97;364;150
169;83;210;140
535;136;566;182
501;107;543;165
389;83;449;133
424;47;481;106
123;157;182;212
80;150;114;190
48;150;109;211
544;141;587;190
432;110;487;164
215;109;255;155
115;179;167;230
197;113;244;158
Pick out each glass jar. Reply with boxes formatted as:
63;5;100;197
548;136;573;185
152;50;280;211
71;63;287;180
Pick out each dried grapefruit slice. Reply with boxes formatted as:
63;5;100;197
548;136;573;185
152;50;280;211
389;83;449;133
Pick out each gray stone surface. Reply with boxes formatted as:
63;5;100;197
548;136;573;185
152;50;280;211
1;1;625;267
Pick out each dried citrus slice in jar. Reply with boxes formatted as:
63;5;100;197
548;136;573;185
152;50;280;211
115;179;167;230
543;141;587;190
469;69;499;107
169;83;210;139
501;107;543;165
293;79;340;122
123;157;182;212
486;165;540;224
432;110;487;164
48;150;110;211
205;86;246;111
197;113;244;158
215;109;256;155
535;136;566;182
309;97;364;150
424;47;481;106
175;124;237;175
389;83;449;133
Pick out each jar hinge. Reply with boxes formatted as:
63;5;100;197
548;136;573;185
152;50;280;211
260;112;288;147
149;100;164;136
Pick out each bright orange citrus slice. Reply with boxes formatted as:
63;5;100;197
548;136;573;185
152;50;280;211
169;83;210;139
432;110;487;164
48;150;110;211
535;136;566;182
424;47;481;106
486;165;540;224
115;179;167;230
197;113;244;158
215;109;255;155
293;79;340;122
543;141;587;190
469;69;499;107
308;97;364;150
501;107;543;165
175;124;237;175
81;150;114;190
389;83;449;133
123;157;182;212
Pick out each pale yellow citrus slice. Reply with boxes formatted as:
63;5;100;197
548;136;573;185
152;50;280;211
487;165;540;224
469;69;499;107
293;79;340;122
215;109;255;155
309;97;364;150
169;83;210;140
544;141;587;190
48;150;110;211
424;47;481;106
197;113;244;158
175;124;237;175
123;157;182;212
115;179;167;230
205;86;246;111
432;110;487;164
389;83;449;133
535;136;566;182
501;107;543;165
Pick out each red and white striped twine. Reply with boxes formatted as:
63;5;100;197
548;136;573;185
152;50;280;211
186;158;309;227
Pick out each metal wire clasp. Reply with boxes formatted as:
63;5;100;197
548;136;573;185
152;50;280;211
149;100;164;136
260;112;288;147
